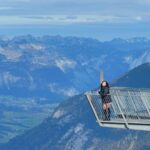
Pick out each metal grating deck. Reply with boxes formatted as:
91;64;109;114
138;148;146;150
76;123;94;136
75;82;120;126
85;87;150;131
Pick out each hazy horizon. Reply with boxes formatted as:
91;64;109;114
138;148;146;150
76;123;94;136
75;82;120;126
0;31;150;42
1;0;150;40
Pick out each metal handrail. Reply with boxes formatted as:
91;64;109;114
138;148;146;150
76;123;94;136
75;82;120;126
85;87;150;127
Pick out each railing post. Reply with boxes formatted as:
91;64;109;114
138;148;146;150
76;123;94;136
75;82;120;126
140;91;150;117
111;103;118;118
115;91;129;129
128;91;140;119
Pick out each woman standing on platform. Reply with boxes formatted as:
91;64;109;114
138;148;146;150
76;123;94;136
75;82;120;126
99;80;112;120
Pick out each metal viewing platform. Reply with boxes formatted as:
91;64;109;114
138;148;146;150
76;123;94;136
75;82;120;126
85;87;150;131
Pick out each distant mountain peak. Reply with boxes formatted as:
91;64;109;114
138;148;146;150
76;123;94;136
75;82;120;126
112;62;150;88
110;37;150;44
126;37;150;43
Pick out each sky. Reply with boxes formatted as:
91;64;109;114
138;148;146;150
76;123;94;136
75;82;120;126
0;0;150;40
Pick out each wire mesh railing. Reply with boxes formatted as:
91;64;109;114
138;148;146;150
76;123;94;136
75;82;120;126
85;87;150;126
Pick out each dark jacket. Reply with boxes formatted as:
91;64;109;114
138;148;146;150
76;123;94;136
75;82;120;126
99;86;112;103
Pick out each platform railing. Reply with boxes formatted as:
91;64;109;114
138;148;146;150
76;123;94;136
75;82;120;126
85;87;150;128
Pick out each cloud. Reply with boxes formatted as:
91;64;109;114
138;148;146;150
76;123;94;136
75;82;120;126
0;0;150;39
49;83;58;93
49;83;79;97
0;0;149;14
135;16;142;21
4;72;20;83
61;88;79;97
0;72;21;89
1;0;150;18
0;0;150;25
0;15;145;26
0;7;14;10
124;51;150;69
0;0;30;3
53;109;65;119
55;57;76;72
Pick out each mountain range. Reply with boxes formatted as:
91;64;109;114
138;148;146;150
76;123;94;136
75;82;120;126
2;62;150;150
0;35;150;145
1;35;150;101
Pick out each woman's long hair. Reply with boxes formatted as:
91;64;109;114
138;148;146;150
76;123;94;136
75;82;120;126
101;80;110;88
